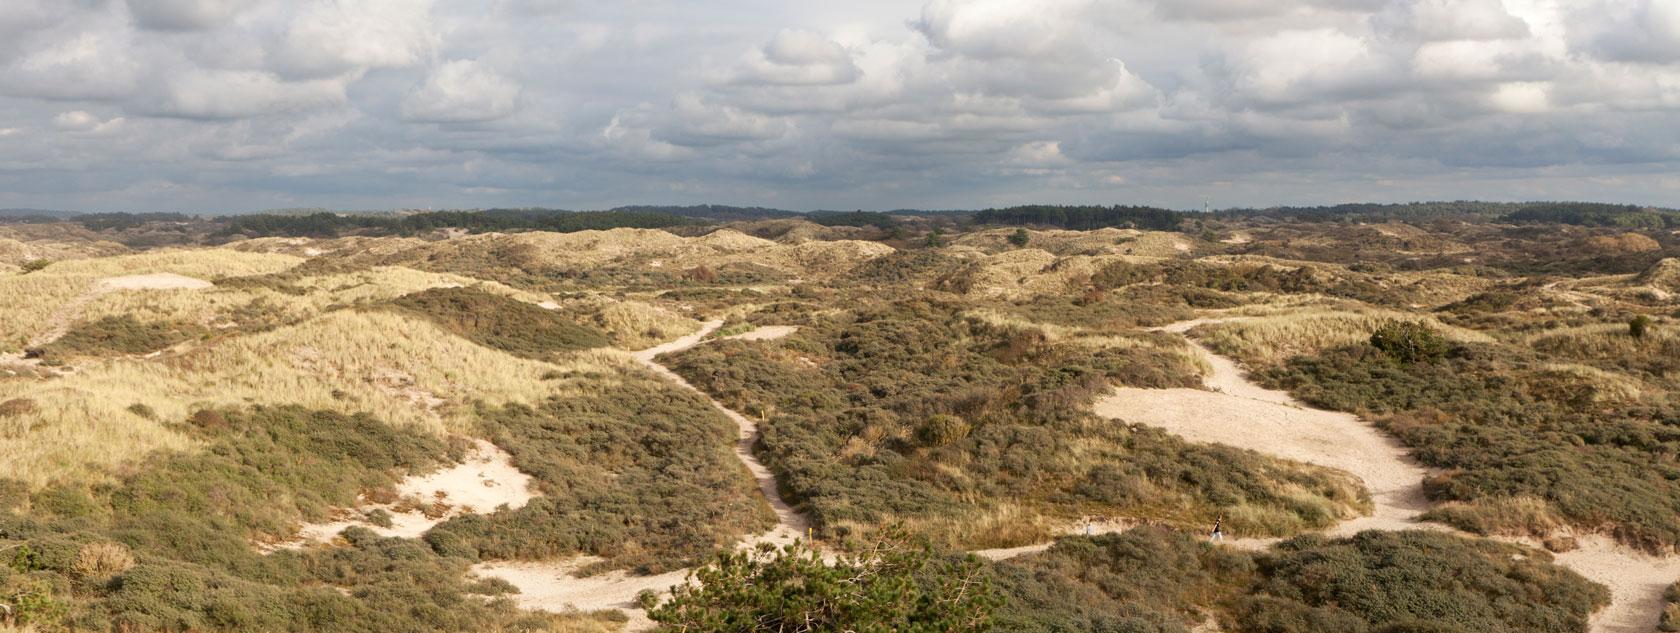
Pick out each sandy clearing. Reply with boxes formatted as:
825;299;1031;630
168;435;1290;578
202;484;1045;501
721;325;799;342
1094;338;1433;531
476;558;690;630
1086;319;1680;633
1547;536;1680;633
274;439;534;547
477;319;814;630
972;519;1137;560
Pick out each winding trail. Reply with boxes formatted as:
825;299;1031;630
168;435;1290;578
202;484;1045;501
1068;318;1680;633
481;317;1679;632
475;321;811;630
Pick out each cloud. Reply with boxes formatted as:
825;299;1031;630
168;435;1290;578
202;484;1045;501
53;110;127;135
401;59;522;123
152;70;348;119
722;30;862;86
125;0;239;31
1573;0;1680;63
269;0;437;79
2;31;142;101
0;0;1677;212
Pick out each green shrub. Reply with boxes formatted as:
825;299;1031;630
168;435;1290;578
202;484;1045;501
19;259;50;274
2;576;67;627
1661;581;1680;632
1368;320;1449;363
987;529;1604;633
34;316;206;360
1008;228;1030;247
648;531;998;632
1631;314;1653;339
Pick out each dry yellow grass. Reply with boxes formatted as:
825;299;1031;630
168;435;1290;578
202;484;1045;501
556;294;701;350
44;249;302;278
0;249;305;351
77;266;548;332
0;310;630;487
0;273;100;350
391;228;892;280
1194;309;1493;367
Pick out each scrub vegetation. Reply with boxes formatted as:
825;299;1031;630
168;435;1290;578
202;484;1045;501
4;206;1665;630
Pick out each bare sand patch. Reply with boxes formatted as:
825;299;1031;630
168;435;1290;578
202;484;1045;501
1549;536;1680;633
275;439;534;548
722;325;798;342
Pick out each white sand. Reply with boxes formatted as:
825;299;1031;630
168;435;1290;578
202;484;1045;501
275;439;534;547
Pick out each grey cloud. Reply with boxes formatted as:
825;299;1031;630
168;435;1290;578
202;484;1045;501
0;0;1677;213
125;0;238;31
401;59;523;123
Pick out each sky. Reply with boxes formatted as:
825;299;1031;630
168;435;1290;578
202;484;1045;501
2;0;1679;213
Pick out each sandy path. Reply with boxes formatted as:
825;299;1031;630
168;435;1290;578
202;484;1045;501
1081;319;1680;633
1094;336;1435;534
479;321;813;629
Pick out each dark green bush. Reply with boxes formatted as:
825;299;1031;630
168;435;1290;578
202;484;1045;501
34;316;206;360
987;529;1604;633
1368;321;1449;363
1631;314;1653;339
649;530;997;632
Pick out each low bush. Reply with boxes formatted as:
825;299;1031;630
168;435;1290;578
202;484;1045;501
1368;320;1449;363
986;528;1605;633
34;316;206;360
1262;341;1680;551
648;530;997;632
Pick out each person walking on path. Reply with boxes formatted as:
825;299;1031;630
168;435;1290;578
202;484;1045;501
1210;514;1225;543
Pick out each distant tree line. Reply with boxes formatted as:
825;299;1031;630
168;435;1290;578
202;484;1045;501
972;205;1187;231
214;209;698;238
1500;202;1680;228
1216;201;1680;226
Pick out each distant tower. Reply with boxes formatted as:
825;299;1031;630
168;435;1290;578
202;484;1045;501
1204;198;1210;214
